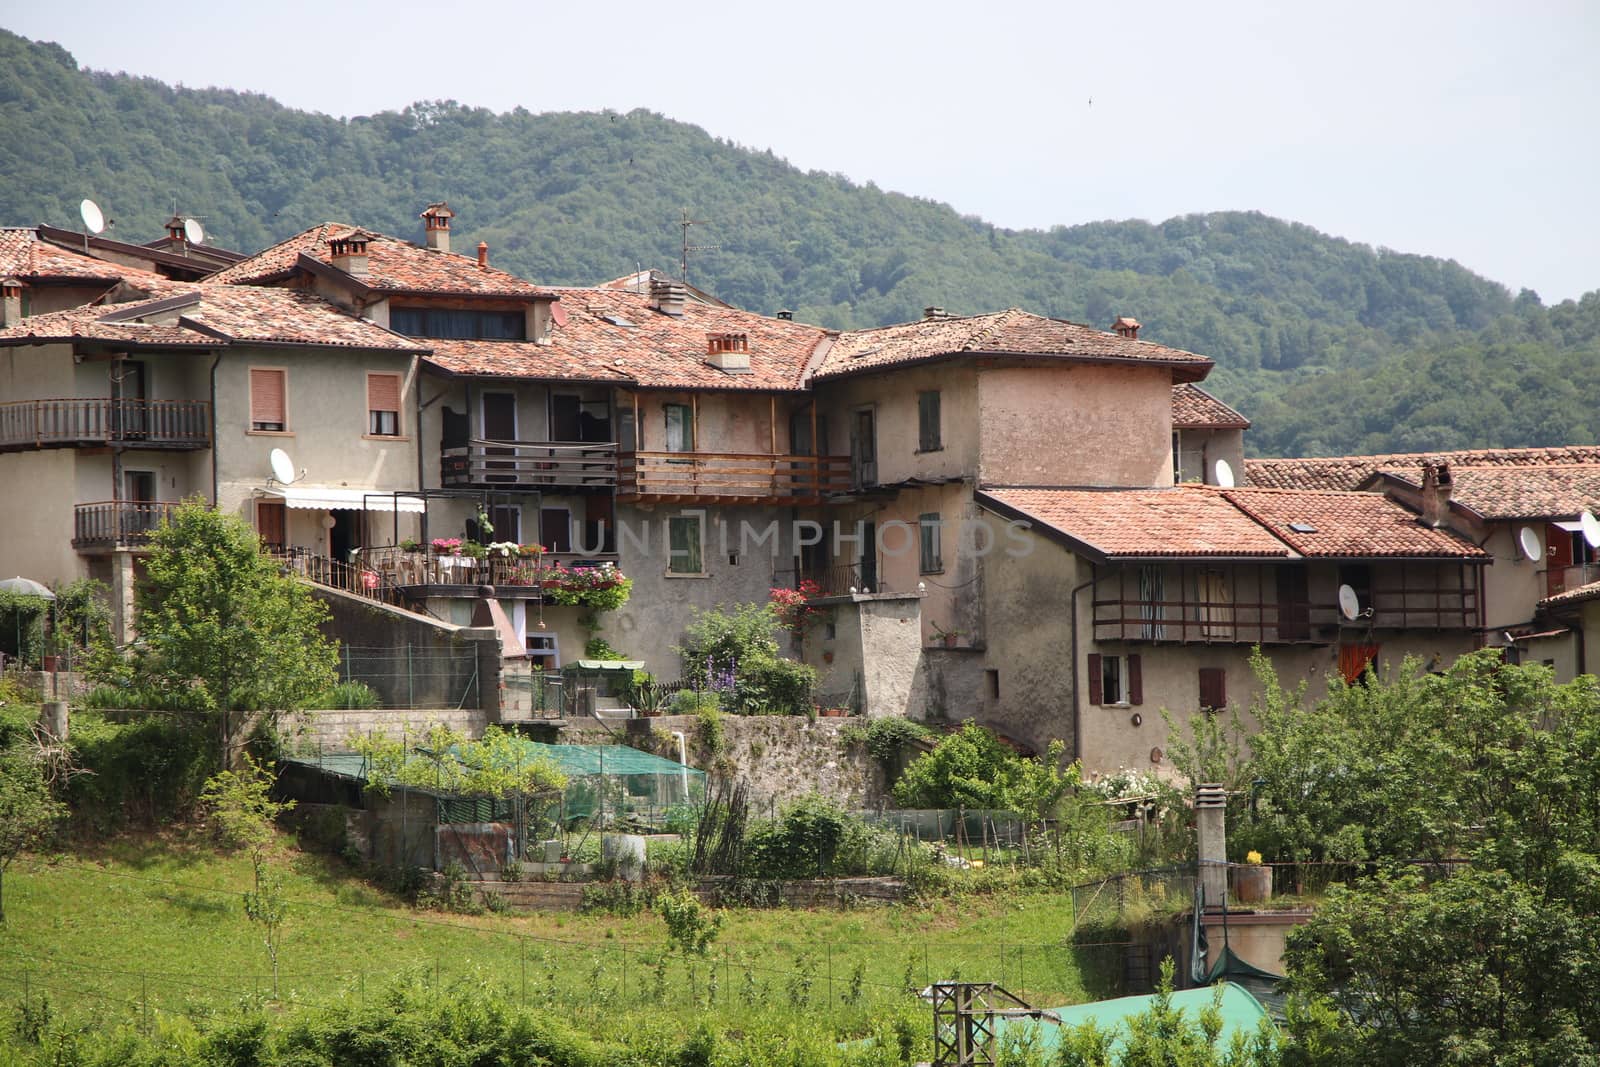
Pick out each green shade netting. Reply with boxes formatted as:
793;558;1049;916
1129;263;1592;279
999;983;1272;1052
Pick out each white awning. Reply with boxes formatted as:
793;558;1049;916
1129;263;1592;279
1553;520;1584;532
261;487;426;513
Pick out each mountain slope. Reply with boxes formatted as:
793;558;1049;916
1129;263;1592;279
2;28;1595;456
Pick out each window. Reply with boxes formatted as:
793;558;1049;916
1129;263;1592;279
1087;653;1142;706
1199;667;1227;711
540;508;571;553
917;390;942;451
367;373;401;436
487;506;521;544
526;631;559;670
986;669;1000;700
664;403;694;453
249;368;286;431
388;307;525;340
668;514;703;574
919;512;943;574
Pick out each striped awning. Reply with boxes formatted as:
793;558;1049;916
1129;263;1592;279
260;486;425;513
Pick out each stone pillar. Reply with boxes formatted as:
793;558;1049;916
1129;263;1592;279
1195;783;1228;909
39;701;68;740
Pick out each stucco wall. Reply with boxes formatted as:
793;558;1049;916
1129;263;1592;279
803;593;926;718
977;363;1174;488
1480;523;1542;628
812;363;979;485
629;389;805;455
0;449;82;589
1175;428;1244;486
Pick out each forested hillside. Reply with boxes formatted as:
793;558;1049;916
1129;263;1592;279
3;28;1596;456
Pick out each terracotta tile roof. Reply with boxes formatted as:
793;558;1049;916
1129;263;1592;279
1171;384;1250;429
977;487;1290;559
1246;446;1600;491
1408;465;1600;521
1221;488;1487;559
598;269;731;308
816;308;1213;382
1540;579;1600;609
0;284;425;352
0;228;169;288
427;288;831;391
206;223;553;299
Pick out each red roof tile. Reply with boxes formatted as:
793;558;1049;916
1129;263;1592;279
1246;446;1600;491
1540;578;1600;609
1171;384;1250;429
816;308;1213;382
978;486;1290;559
1221;488;1487;558
0;228;169;289
427;288;831;391
206;223;552;299
1378;464;1600;522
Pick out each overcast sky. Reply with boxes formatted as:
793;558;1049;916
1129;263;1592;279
7;0;1597;301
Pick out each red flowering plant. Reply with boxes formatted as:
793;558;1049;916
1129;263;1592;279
770;580;825;638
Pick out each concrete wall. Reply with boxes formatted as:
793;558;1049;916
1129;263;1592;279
629;389;806;455
813;363;979;485
1175;428;1244;486
313;586;498;711
977;363;1175;488
285;707;489;751
803;593;926;718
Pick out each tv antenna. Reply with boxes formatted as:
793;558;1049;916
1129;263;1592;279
679;208;719;282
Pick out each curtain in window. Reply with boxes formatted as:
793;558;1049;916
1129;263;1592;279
1139;566;1166;639
1198;571;1232;639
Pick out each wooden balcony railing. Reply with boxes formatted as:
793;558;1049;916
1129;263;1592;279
1093;589;1480;643
358;546;620;591
618;451;851;503
441;439;618;489
774;562;892;597
0;398;211;452
73;501;180;548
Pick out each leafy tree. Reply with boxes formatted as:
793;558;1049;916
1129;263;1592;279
201;755;295;996
656;886;722;956
107;499;338;769
0;741;64;923
678;603;817;715
892;722;1078;819
352;724;567;801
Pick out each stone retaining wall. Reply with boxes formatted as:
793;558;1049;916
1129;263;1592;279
285;707;489;751
450;874;907;912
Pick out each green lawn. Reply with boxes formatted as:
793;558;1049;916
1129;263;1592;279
0;834;1119;1041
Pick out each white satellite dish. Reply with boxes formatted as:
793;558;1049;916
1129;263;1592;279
1518;526;1542;561
182;217;205;245
1581;511;1600;549
269;448;297;485
1213;459;1236;489
1337;584;1361;622
79;198;105;234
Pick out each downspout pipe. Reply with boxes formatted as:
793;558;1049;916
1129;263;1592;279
208;349;222;505
1069;566;1109;766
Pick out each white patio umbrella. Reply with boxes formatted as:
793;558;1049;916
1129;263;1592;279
0;576;55;668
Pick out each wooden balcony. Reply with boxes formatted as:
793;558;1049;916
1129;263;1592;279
73;501;179;549
358;545;620;596
0;398;211;452
775;562;894;597
440;439;617;490
618;451;851;505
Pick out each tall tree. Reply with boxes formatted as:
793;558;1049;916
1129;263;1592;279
0;741;63;923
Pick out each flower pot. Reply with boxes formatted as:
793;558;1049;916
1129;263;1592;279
1233;863;1273;903
942;634;959;648
822;708;846;717
41;655;60;671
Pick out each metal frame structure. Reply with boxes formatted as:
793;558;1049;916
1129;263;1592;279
925;982;1060;1067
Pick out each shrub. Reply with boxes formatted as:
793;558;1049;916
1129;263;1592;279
583;637;627;661
313;680;380;709
740;794;897;879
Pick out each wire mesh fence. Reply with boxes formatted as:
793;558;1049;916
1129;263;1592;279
336;644;479;710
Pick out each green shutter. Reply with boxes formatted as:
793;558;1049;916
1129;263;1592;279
669;516;702;574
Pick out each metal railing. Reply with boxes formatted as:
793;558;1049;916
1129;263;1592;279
440;439;618;489
72;501;180;548
774;562;891;597
357;546;619;590
618;451;851;501
0;398;211;450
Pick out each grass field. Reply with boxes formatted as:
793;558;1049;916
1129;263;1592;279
0;832;1126;1043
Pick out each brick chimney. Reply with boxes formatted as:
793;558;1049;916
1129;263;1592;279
1420;462;1453;528
1113;316;1141;339
420;202;454;253
476;242;489;271
1;277;24;326
650;279;688;317
164;215;187;244
775;309;794;321
705;332;751;371
328;230;371;278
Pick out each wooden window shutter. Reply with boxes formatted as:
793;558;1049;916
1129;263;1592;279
1087;653;1103;706
255;499;285;548
250;369;285;426
1199;667;1226;711
1128;654;1143;706
368;373;401;412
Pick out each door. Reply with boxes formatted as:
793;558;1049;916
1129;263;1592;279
541;508;572;553
482;393;518;482
1276;567;1310;641
1547;524;1576;596
664;403;694;453
123;470;157;540
115;360;148;440
790;409;830;493
550;394;582;441
851;408;876;488
858;520;877;592
256;499;286;552
582;495;615;554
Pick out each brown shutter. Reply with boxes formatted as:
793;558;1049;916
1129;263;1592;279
250;369;285;426
1199;667;1226;711
1128;654;1143;706
1087;653;1103;706
255;499;285;549
368;372;401;413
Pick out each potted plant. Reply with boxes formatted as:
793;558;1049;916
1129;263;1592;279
933;624;963;648
399;538;422;553
1233;849;1273;903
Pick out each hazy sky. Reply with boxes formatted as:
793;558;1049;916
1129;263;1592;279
6;0;1597;300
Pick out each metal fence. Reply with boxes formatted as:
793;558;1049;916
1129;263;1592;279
336;644;480;710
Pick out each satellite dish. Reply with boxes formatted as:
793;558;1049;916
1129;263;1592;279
551;301;568;328
182;217;205;245
79;199;105;234
1213;459;1235;488
269;448;297;485
1338;584;1361;622
1582;511;1600;549
1518;526;1541;561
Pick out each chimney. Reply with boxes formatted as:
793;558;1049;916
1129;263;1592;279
923;306;947;321
1195;783;1228;909
477;242;489;271
1420;462;1453;528
650;279;688;317
1113;316;1141;339
705;332;751;371
420;202;454;253
775;309;794;321
1;277;24;326
328;230;371;278
164;215;186;244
